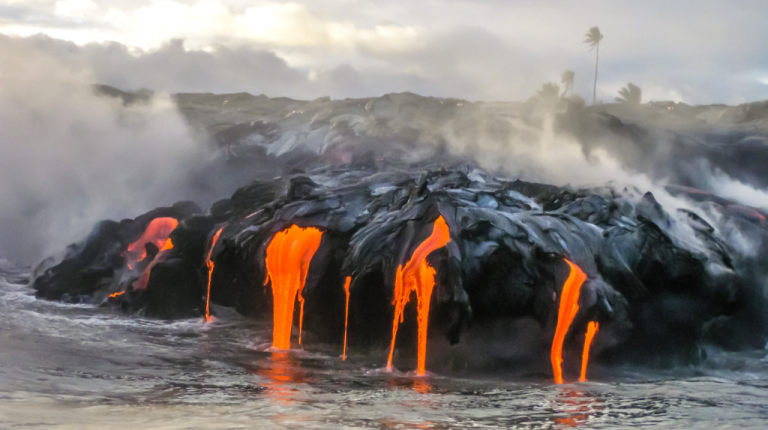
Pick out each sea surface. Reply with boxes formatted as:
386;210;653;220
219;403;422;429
2;264;768;429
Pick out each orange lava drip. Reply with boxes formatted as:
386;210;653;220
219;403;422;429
551;258;587;384
264;225;323;350
342;276;351;360
108;291;125;298
132;238;174;291
387;215;451;376
579;321;599;382
205;227;224;322
125;217;178;267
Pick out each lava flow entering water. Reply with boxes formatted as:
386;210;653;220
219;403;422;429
204;226;225;322
579;321;599;382
551;258;587;384
342;276;351;360
264;225;324;350
387;215;451;375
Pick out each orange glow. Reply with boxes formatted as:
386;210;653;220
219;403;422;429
553;389;602;427
256;351;300;405
108;291;125;298
342;276;351;360
205;226;224;322
551;259;588;384
387;215;451;376
264;225;324;350
125;217;178;268
159;238;174;252
579;321;599;382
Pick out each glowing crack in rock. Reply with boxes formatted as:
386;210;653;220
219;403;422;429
551;258;587;384
264;225;324;350
387;215;451;376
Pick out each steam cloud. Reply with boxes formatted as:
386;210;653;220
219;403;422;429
0;36;207;264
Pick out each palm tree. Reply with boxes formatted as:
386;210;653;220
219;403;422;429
583;26;603;105
560;70;575;98
616;83;642;104
537;82;561;109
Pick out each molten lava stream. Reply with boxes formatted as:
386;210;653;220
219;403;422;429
124;217;179;268
551;258;588;384
204;226;225;322
264;225;323;350
387;215;451;376
132;237;174;291
342;276;351;360
579;321;599;382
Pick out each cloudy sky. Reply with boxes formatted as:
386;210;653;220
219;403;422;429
2;0;768;104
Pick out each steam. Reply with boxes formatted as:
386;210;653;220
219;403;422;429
0;36;207;264
442;112;743;261
706;168;768;210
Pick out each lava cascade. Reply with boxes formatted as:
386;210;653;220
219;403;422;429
342;276;351;360
264;225;324;350
124;217;178;268
551;259;587;384
132;238;174;291
205;226;224;322
579;321;599;382
387;215;451;375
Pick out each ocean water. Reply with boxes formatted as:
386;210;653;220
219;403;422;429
2;268;768;429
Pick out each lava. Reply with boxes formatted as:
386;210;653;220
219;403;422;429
387;215;451;375
264;225;324;350
204;226;225;322
124;217;179;268
551;258;588;384
579;321;599;382
108;291;125;298
342;276;351;360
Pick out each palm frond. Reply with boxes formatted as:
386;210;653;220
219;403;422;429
583;26;603;48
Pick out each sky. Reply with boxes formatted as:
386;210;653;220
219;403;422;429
2;0;768;103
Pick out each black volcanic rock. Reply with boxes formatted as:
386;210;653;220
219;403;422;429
30;163;768;371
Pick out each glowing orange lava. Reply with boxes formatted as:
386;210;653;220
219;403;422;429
264;225;324;350
125;217;178;268
205;226;224;322
551;258;587;384
131;233;176;291
108;291;125;298
579;321;599;382
387;215;451;376
343;276;351;360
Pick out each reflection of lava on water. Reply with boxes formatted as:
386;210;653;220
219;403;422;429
553;389;604;427
252;352;309;405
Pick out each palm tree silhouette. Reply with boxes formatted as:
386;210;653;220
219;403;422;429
616;83;642;104
537;82;561;109
561;70;575;98
583;26;603;105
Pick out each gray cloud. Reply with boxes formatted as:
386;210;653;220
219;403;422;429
2;1;767;104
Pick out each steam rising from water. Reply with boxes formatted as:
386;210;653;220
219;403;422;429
0;39;207;264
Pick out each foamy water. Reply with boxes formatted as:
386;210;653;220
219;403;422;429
2;270;768;429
